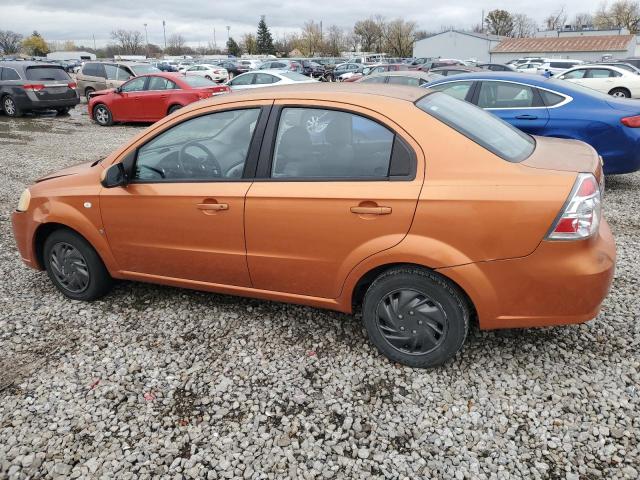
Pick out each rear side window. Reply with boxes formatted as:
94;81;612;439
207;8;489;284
182;76;216;87
25;66;69;81
361;76;387;84
148;76;178;90
271;107;394;179
1;67;20;80
255;73;278;84
429;81;474;100
416;92;535;162
477;81;537;108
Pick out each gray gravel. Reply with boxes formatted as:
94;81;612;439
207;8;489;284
1;106;639;479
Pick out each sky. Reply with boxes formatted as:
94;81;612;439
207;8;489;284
0;0;598;48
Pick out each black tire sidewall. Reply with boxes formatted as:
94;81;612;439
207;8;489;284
168;105;181;114
610;88;630;98
362;269;468;368
43;229;112;301
85;88;94;99
93;104;112;126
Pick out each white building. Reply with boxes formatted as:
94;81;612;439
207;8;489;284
47;51;96;61
490;35;636;63
413;30;505;63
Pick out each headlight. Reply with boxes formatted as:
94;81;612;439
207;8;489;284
17;189;31;212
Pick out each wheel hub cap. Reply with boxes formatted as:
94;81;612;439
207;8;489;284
50;242;90;293
5;99;15;114
375;289;447;355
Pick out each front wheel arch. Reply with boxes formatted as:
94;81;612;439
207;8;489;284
34;223;107;273
608;87;631;98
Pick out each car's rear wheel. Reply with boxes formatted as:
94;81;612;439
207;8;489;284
84;87;95;100
93;104;113;126
2;95;22;117
43;229;113;301
609;87;631;98
168;104;182;115
362;267;469;368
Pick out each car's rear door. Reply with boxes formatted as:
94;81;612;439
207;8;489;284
473;80;549;134
244;101;424;299
100;103;271;286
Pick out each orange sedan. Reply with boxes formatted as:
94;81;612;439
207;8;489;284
11;84;615;367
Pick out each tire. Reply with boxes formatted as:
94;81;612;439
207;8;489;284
43;229;113;301
362;267;469;368
168;104;182;115
2;95;22;117
84;88;95;100
609;87;631;98
56;107;70;116
205;75;212;81
93;104;113;126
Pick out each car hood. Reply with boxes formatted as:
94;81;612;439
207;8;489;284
36;160;96;183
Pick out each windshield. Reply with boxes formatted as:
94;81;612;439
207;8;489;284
25;66;70;81
416;92;535;162
181;75;217;87
281;72;313;81
130;64;160;75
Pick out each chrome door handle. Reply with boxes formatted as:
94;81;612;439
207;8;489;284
350;206;392;215
197;203;228;211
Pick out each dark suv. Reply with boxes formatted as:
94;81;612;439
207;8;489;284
0;61;80;117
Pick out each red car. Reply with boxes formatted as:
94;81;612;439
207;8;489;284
342;63;410;83
88;73;230;126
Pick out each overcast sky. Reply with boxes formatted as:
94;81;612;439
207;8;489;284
1;0;597;48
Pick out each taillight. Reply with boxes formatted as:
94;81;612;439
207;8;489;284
23;84;45;91
547;173;601;240
68;82;77;89
621;115;640;127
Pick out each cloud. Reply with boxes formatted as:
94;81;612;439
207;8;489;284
0;0;591;47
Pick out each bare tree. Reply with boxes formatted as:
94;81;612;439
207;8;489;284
165;33;186;55
354;17;384;52
610;0;640;32
344;31;359;53
545;6;568;30
301;20;323;56
325;25;346;57
110;29;144;54
241;33;257;55
0;30;23;54
594;2;618;28
512;13;538;37
573;12;594;29
414;30;431;40
383;19;416;57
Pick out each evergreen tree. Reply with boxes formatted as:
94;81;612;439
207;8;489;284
226;37;242;57
256;16;275;55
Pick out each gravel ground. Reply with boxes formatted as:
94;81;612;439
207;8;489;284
0;106;638;480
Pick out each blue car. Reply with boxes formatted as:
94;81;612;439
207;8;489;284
424;72;640;174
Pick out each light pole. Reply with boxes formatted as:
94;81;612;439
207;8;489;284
226;26;230;55
162;20;167;53
143;23;149;58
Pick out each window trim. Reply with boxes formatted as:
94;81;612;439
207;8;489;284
429;78;573;110
126;105;271;184
254;104;416;182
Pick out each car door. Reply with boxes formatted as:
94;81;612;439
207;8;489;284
100;104;269;286
244;102;424;299
137;75;173;120
583;68;619;93
473;80;549;134
109;76;149;121
558;68;588;87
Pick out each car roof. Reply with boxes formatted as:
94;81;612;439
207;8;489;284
217;82;427;102
0;61;61;69
367;70;435;79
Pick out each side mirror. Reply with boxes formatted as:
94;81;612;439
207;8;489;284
101;163;128;188
114;86;122;94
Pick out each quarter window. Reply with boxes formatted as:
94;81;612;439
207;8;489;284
477;81;536;108
1;67;20;80
134;109;260;181
121;77;147;92
539;89;565;107
271;108;394;179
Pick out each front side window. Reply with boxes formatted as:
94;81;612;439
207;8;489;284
562;69;587;79
428;81;473;101
477;81;536;108
271;107;394;179
134;108;261;181
416;92;534;162
121;77;147;92
230;73;254;86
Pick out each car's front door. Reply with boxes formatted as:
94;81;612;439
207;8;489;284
100;105;269;286
473;80;549;134
244;103;424;298
108;76;148;121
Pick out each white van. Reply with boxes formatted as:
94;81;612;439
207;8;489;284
537;59;584;76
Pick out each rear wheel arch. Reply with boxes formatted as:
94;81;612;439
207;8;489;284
608;87;631;98
167;104;183;115
351;263;477;322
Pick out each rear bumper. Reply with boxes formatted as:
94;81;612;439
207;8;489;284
15;92;80;111
438;218;616;329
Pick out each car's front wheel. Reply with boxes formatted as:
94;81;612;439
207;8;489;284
362;267;469;368
93;104;113;126
43;229;113;301
2;95;22;117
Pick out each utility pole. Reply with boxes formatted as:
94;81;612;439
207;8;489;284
162;20;167;52
144;23;149;58
226;25;230;42
92;34;96;52
214;27;217;50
